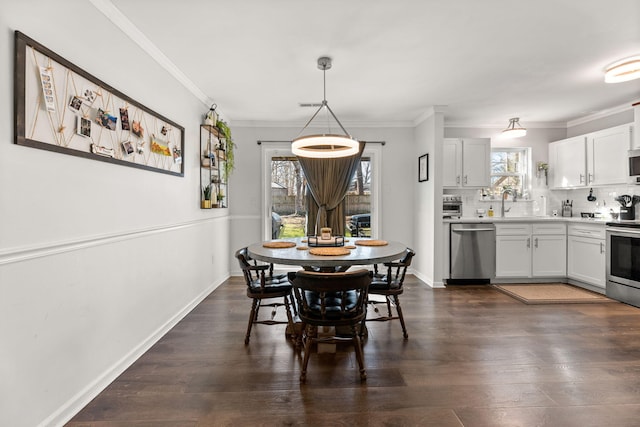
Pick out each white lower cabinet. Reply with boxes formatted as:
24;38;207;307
496;234;531;277
567;224;606;289
495;223;566;278
532;234;567;277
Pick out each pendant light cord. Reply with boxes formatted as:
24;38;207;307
294;57;352;139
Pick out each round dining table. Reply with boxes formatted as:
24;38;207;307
247;237;407;270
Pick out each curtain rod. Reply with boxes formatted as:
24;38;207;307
257;140;385;145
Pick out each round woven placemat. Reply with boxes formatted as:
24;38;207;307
355;239;388;246
296;246;309;251
309;247;351;256
262;241;296;249
344;245;357;249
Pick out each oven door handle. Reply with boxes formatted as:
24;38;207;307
606;227;640;236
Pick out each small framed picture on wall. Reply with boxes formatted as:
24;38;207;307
418;153;428;182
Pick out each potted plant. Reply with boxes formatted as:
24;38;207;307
536;161;549;185
202;185;212;209
216;119;235;181
216;191;225;208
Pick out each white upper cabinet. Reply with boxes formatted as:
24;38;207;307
587;124;633;186
443;139;462;187
549;124;632;189
443;138;490;188
550;136;587;188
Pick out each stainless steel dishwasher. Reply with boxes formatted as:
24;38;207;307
449;223;495;283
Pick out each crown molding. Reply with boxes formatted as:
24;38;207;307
412;106;447;126
566;101;636;127
232;119;415;128
444;121;567;129
89;0;213;108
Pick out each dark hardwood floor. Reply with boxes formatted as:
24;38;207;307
68;276;640;426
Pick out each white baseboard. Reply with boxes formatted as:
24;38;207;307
41;275;228;427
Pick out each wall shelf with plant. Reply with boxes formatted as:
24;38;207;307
216;119;235;181
200;118;234;209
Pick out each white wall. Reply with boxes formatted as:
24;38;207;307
229;125;416;275
0;2;229;426
413;110;444;287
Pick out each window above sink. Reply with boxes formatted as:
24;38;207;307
489;147;531;199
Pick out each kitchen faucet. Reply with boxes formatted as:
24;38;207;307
501;189;514;217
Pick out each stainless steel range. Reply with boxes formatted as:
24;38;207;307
606;221;640;307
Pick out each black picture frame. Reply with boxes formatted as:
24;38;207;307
14;31;185;177
418;153;428;182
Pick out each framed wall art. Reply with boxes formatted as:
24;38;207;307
418;153;428;182
14;31;185;177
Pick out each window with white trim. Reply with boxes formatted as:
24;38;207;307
490;147;530;197
261;143;381;241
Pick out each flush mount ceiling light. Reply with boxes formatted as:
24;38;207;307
604;55;640;83
502;117;527;138
291;57;359;158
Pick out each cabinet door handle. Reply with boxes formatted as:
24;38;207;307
456;175;460;184
534;237;538;248
600;242;605;254
463;175;468;184
588;173;594;184
579;174;585;184
527;237;531;248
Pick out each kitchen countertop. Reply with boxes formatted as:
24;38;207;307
444;216;609;224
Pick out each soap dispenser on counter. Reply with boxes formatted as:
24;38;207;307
488;205;494;217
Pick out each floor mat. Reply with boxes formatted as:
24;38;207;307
493;283;617;304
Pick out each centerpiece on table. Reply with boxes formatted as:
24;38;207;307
307;227;345;247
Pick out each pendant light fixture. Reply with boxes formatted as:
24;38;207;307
292;57;359;158
502;117;527;138
604;55;640;83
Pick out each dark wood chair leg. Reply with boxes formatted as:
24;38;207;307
283;294;296;341
300;325;312;382
289;291;298;316
385;297;393;317
351;325;366;381
245;298;259;345
394;295;408;339
295;322;305;349
254;299;261;321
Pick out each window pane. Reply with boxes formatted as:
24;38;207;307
271;157;307;238
345;158;372;237
491;152;507;173
506;152;521;173
270;157;373;238
490;148;528;197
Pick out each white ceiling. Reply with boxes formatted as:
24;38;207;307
105;0;640;128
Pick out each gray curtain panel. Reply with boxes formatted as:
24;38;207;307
299;142;365;236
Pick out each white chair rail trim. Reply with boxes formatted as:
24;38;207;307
0;216;228;266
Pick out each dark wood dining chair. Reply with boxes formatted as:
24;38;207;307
288;269;372;382
235;247;296;345
366;248;415;339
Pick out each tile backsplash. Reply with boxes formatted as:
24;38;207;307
446;185;640;220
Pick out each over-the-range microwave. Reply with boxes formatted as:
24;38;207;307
630;149;640;184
